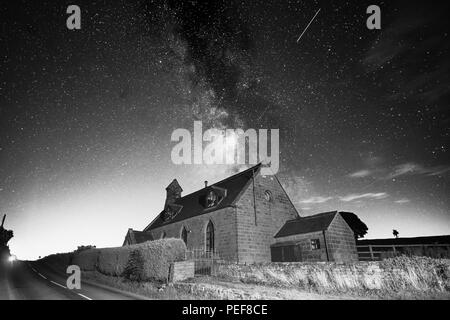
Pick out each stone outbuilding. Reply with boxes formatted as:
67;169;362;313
272;211;358;263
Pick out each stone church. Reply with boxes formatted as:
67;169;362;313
124;163;358;263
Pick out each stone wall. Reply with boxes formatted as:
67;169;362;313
235;172;300;263
148;207;239;262
169;261;195;283
272;231;328;262
325;213;358;262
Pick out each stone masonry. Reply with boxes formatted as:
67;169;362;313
134;164;358;264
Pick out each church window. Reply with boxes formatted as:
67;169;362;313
181;226;188;245
264;190;273;202
205;221;215;253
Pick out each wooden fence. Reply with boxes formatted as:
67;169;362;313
357;243;450;261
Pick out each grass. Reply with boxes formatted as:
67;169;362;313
81;270;202;300
214;256;450;299
39;248;450;300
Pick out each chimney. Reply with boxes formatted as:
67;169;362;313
204;181;208;188
165;179;183;209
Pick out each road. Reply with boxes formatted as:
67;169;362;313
0;260;143;300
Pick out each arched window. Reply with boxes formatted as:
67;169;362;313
205;221;214;253
181;227;188;245
161;231;166;239
264;190;273;202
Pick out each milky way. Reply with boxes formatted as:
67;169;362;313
0;0;449;258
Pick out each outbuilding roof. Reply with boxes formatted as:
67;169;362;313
274;211;338;238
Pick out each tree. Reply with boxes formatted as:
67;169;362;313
123;250;144;282
393;229;399;238
339;212;368;239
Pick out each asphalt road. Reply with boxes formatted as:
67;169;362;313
0;260;142;300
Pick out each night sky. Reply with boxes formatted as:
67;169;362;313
1;0;449;259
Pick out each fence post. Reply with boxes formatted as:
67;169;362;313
212;250;215;277
369;245;374;261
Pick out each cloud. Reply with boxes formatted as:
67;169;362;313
389;163;422;178
278;173;314;202
362;4;449;106
297;192;390;204
298;196;333;204
363;14;425;70
339;192;388;202
349;170;372;178
425;166;450;177
388;163;450;179
395;199;410;204
349;162;450;180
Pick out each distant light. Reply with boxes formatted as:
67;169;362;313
8;255;16;262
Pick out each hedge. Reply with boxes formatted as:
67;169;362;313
39;252;74;273
136;238;186;282
72;249;99;271
69;238;186;282
97;247;130;276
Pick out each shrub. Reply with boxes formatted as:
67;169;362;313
72;249;99;271
123;249;145;281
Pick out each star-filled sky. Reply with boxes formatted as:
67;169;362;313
1;0;449;259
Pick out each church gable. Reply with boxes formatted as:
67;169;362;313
234;167;300;221
123;228;154;246
233;167;300;263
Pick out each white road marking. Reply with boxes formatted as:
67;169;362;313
50;280;67;289
30;264;93;300
77;293;93;300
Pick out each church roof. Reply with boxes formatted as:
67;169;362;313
145;163;262;231
124;229;154;245
274;211;338;238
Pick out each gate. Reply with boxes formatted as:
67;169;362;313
186;249;221;276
